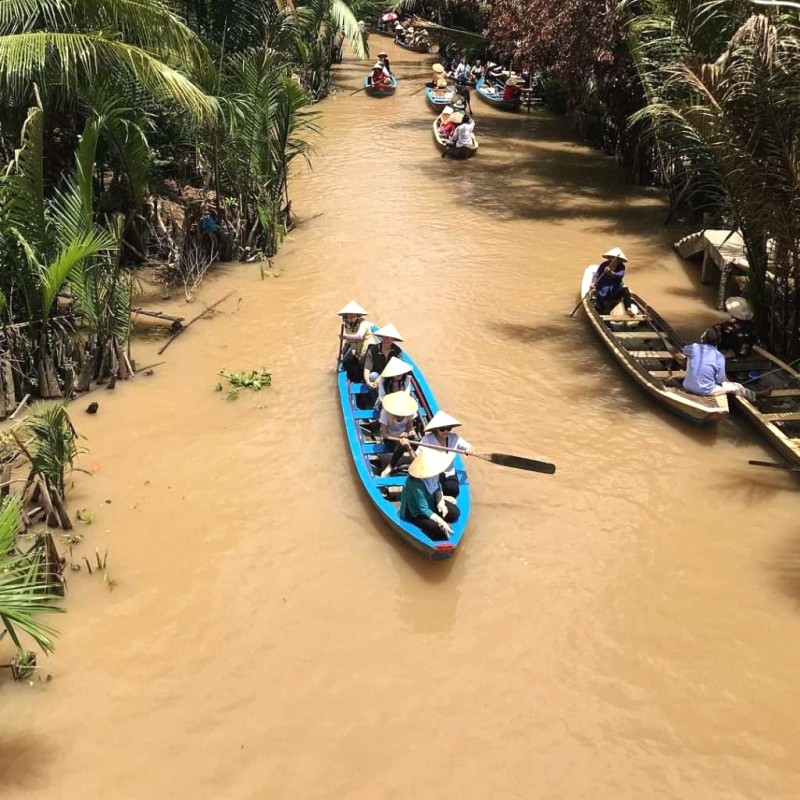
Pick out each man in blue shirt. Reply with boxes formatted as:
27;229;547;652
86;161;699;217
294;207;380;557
682;327;758;401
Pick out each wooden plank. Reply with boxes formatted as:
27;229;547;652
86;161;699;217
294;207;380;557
651;370;687;378
761;412;800;423
599;314;648;321
628;350;683;360
766;389;800;398
612;331;670;339
752;345;800;379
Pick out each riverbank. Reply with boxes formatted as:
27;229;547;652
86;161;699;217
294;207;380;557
3;46;800;799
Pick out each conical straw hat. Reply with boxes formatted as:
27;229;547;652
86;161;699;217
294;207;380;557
373;323;403;342
724;296;754;321
436;78;448;88
432;63;445;74
373;62;384;69
408;447;455;479
338;300;367;316
443;105;454;115
380;356;413;379
381;391;418;417
424;410;461;432
450;111;464;124
602;246;628;261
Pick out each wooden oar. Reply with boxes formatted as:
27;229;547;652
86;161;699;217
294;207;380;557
336;323;344;367
349;86;368;96
410;85;428;96
569;288;593;317
411;441;556;475
742;356;800;385
748;459;800;473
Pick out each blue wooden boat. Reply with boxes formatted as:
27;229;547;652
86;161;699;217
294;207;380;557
364;74;398;97
337;353;471;559
475;76;521;112
425;86;454;112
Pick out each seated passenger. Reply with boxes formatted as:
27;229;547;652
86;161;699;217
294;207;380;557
427;62;446;87
591;247;638;317
338;300;373;382
502;75;522;103
682;327;766;401
376;356;412;409
713;296;756;357
379;391;419;477
420;411;472;498
377;51;392;75
370;61;390;89
363;323;403;390
443;113;474;159
399;447;461;539
438;106;458;139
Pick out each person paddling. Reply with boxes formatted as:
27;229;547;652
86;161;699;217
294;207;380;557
420;410;473;498
399;447;461;539
338;300;373;381
590;247;638;317
377;51;393;76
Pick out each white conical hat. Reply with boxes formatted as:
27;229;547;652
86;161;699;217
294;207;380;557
373;62;383;69
424;410;461;432
443;105;454;115
432;63;445;74
408;447;455;479
338;300;367;316
373;323;403;341
724;296;754;321
602;246;628;261
380;356;413;379
381;390;418;417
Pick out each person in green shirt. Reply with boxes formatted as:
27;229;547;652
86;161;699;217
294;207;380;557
400;447;461;539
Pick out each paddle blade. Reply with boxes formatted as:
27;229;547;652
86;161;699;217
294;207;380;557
486;453;556;474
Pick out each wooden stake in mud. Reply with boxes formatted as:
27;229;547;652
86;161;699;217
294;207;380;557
157;292;235;355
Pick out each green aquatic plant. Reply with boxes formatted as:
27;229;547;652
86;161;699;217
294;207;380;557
217;368;273;400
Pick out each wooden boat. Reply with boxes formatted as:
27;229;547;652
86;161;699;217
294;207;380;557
475;76;521;112
337;352;471;559
447;73;476;87
395;36;430;53
432;112;478;158
372;26;396;38
364;74;398;97
727;346;800;467
580;265;729;424
425;85;454;112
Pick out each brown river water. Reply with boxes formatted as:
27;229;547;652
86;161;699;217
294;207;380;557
3;45;800;799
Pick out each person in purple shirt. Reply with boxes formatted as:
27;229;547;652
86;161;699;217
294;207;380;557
682;327;760;401
591;247;637;316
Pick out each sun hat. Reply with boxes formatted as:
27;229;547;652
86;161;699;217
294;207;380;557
380;356;413;379
382;391;418;418
373;323;403;342
424;410;461;432
602;246;628;261
373;61;384;69
338;300;367;316
377;51;388;58
450;111;464;124
432;63;445;74
725;296;754;321
443;105;454;115
408;447;455;479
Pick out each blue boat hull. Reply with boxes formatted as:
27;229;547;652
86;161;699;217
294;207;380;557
337;355;470;559
475;76;521;112
364;75;398;97
425;86;453;112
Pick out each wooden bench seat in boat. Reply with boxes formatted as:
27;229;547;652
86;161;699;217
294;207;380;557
612;331;670;339
627;350;683;359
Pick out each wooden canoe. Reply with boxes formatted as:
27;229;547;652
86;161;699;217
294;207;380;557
475;76;521;112
580;265;729;424
432;112;478;158
395;36;430;53
425;86;454;112
364;74;397;97
727;346;800;467
337;353;471;559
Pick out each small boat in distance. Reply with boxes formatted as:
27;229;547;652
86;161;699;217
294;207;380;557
579;264;728;424
395;36;430;53
364;74;398;97
475;76;521;112
425;85;454;112
337;351;471;559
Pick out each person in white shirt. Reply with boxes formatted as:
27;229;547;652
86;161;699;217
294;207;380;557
379;391;419;477
441;113;475;159
376;356;412;410
420;410;473;498
338;300;374;381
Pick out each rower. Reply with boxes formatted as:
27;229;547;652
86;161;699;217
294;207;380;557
399;447;461;539
427;62;445;88
338;300;373;381
377;51;392;76
712;296;756;357
502;74;522;104
591;247;638;317
420;411;473;498
370;60;390;89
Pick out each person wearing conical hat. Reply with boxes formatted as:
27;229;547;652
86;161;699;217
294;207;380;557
376;356;413;409
420;410;473;499
590;247;638;317
338;301;374;382
363;323;404;390
438;107;459;140
376;51;392;76
502;74;522;104
399;447;461;539
370;60;390;90
710;296;756;357
454;82;472;116
379;390;419;477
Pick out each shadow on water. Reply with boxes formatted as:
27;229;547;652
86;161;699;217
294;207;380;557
769;529;800;608
0;735;51;790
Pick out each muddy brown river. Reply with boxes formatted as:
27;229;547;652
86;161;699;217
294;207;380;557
3;45;800;799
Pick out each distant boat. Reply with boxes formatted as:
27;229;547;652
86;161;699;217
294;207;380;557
395;36;430;53
579;264;729;424
475;76;521;112
425;85;454;112
337;352;471;559
364;74;398;97
432;112;478;158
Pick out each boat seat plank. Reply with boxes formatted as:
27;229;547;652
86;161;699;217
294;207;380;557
375;476;407;487
766;389;800;397
628;350;683;360
650;370;687;378
349;383;369;394
353;409;377;420
599;314;648;321
612;331;670;339
760;412;800;423
362;442;393;455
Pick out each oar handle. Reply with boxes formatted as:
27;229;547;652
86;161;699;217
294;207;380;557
748;459;800;472
409;440;467;455
570;287;593;317
336;323;344;367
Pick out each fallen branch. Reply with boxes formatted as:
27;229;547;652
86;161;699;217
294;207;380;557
157;292;235;355
9;393;30;420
